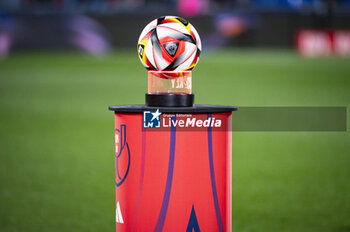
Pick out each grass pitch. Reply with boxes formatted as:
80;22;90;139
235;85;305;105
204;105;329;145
0;49;349;232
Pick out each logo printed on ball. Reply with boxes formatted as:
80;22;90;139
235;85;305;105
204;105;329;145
164;42;179;57
138;44;144;58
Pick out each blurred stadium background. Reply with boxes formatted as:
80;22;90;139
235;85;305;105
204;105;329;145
0;0;350;231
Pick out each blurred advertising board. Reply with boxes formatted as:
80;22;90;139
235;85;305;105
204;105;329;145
296;29;350;57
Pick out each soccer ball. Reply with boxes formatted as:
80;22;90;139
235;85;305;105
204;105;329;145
137;16;201;71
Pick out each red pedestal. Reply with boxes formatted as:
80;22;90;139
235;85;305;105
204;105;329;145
111;106;235;232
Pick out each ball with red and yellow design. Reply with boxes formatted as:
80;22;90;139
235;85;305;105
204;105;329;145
137;16;201;71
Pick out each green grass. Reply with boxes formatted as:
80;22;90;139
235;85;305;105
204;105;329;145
0;49;349;232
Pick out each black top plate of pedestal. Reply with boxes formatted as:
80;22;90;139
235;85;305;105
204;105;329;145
108;105;238;113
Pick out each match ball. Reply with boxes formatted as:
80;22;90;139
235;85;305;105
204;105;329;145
137;16;201;71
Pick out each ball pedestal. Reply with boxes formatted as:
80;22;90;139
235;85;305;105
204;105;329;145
146;71;194;107
109;71;237;232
